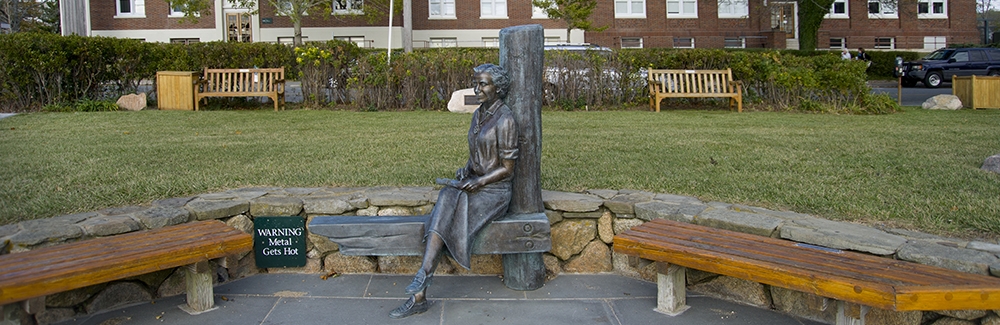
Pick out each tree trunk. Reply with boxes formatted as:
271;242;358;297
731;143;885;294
293;20;302;46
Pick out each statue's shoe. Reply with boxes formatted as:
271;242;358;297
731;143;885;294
404;269;433;294
388;296;429;319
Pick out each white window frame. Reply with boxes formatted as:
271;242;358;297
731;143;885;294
615;0;646;18
116;0;145;17
429;0;456;18
532;3;551;18
717;0;747;18
334;36;365;47
874;37;895;49
917;0;947;18
868;0;897;19
480;0;507;18
724;37;745;48
621;37;643;48
673;37;694;48
825;0;848;18
666;0;697;18
923;36;946;50
168;2;184;17
430;37;458;48
829;37;846;49
482;37;499;47
333;0;363;14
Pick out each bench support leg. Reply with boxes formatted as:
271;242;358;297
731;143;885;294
502;253;546;291
655;262;690;316
179;261;218;315
836;301;869;325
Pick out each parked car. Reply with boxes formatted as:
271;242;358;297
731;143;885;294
897;48;1000;88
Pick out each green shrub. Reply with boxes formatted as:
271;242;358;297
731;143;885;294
43;98;120;112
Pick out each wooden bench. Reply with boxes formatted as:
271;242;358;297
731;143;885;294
647;68;743;112
0;220;253;316
614;219;1000;324
195;68;286;111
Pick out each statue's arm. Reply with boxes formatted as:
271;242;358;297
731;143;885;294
459;159;514;192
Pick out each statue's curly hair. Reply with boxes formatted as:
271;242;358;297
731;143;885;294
473;63;510;99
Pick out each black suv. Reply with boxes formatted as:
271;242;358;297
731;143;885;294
898;48;1000;88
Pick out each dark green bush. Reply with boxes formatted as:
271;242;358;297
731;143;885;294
43;98;120;112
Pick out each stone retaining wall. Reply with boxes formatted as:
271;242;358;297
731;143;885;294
2;186;1000;325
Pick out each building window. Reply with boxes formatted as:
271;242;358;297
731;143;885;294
918;0;946;18
923;36;946;50
429;0;456;18
621;37;643;48
718;0;747;18
482;37;499;47
868;0;897;19
826;0;848;18
544;36;561;44
334;0;363;14
481;0;507;18
615;0;645;18
116;0;144;17
829;37;845;49
724;37;745;48
170;38;199;44
334;36;365;47
168;2;184;16
673;37;694;48
430;38;458;48
874;37;894;49
666;0;697;18
532;3;551;18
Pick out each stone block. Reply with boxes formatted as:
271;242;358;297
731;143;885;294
453;254;503;275
603;191;655;214
226;251;259;280
46;284;106;308
323;254;377;273
9;222;83;249
447;88;477;113
929;318;977;325
864;308;922;325
116;93;147;111
543;254;563;278
302;197;352;215
563;211;603;219
563;241;612;273
377;206;414;216
308;232;339;254
585;189;619;199
85;282;153;314
134;206;191;229
598;211;614;244
545;210;563;224
78;216;142;236
152;197;195;209
366;187;431;207
936;309;988;320
968;241;1000;254
156;269;187;298
612;218;644;235
634;201;706;223
778;217;905;255
689;275;772;309
226;215;254;234
728;204;813;221
982;313;1000;325
550;219;596;260
693;207;783;237
0;223;19;239
897;241;999;275
541;190;603;212
983;154;1000;175
653;193;704;206
770;286;836;324
97;205;147;216
185;199;249;221
250;196;303;216
35;307;76;325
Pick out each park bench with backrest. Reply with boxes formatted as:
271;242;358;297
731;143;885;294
0;220;253;318
195;68;286;111
614;219;1000;325
647;68;743;112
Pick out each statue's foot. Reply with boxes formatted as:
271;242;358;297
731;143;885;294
388;296;429;319
404;269;433;294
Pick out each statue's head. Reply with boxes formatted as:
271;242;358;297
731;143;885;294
473;63;510;99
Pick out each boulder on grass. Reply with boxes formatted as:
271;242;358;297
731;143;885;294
921;95;962;110
117;93;147;111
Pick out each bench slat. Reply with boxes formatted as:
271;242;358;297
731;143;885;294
614;219;1000;311
0;221;252;305
615;229;899;310
634;220;992;286
0;222;240;276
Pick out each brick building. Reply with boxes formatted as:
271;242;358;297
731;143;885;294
59;0;979;50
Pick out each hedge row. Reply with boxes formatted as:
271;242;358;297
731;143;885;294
0;33;905;113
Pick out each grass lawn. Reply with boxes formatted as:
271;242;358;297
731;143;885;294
1;108;998;239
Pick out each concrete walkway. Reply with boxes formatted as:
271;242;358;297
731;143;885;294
57;274;821;325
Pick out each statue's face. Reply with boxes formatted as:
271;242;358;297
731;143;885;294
474;72;498;104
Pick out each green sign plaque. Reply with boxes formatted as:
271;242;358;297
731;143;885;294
254;216;307;268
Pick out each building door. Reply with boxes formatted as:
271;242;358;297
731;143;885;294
226;12;252;42
770;2;798;49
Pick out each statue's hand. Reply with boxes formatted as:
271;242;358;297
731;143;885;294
459;177;484;192
455;167;470;181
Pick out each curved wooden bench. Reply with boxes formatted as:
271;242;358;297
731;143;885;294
0;220;253;315
614;219;1000;323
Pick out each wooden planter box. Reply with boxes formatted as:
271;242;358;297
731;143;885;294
156;71;197;110
952;75;1000;109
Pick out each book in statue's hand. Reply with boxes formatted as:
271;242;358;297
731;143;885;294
435;178;462;188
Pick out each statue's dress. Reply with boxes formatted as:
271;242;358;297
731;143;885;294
426;99;519;269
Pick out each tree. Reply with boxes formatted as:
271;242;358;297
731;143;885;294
796;0;899;51
531;0;606;42
2;0;55;33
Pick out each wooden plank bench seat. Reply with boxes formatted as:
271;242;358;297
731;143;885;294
613;219;1000;324
195;68;286;111
0;220;253;315
648;68;743;112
